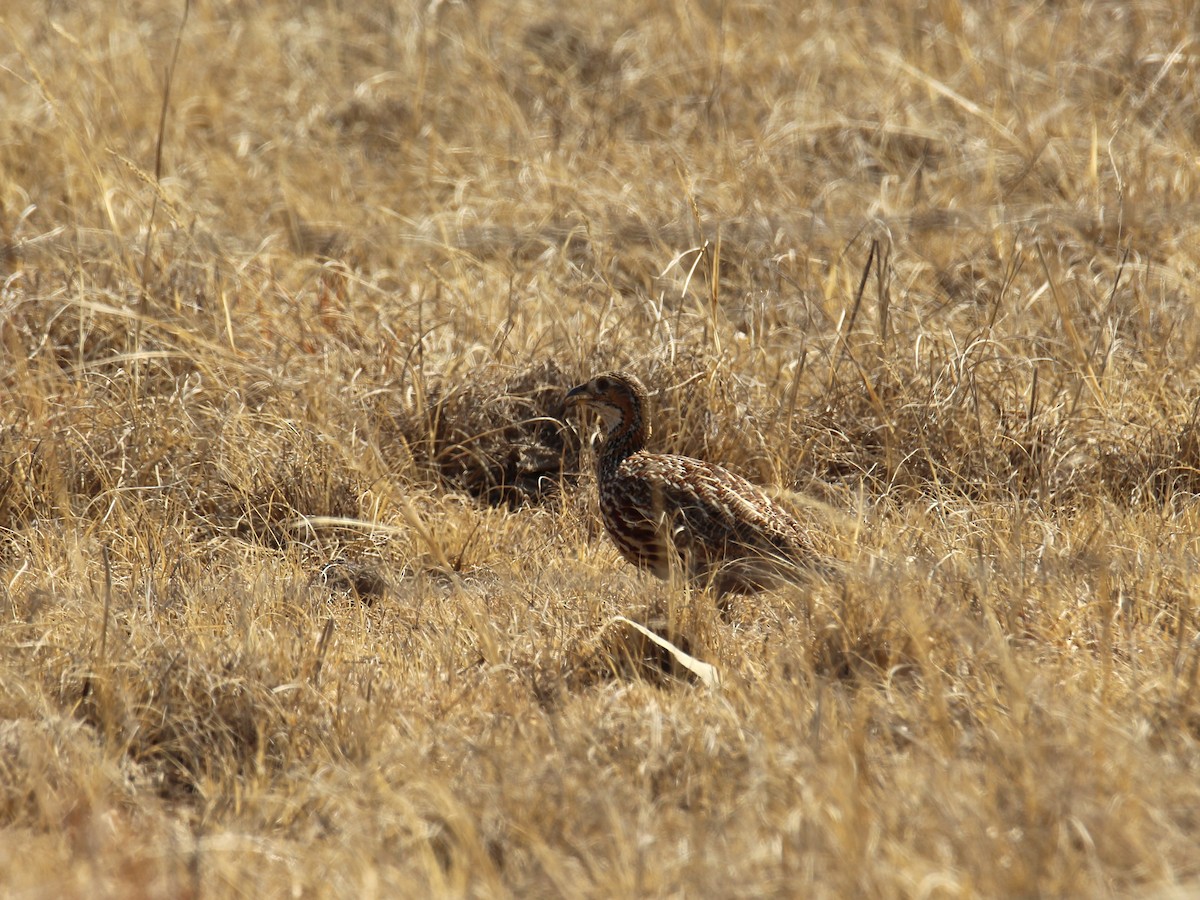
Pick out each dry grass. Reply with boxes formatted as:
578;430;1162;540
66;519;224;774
2;0;1200;895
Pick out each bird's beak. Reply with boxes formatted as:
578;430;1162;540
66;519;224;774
564;383;590;408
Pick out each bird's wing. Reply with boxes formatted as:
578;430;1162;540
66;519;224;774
618;453;812;558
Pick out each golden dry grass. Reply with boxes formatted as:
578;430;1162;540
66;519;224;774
2;0;1200;896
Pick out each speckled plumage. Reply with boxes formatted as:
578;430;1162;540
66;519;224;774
565;371;819;594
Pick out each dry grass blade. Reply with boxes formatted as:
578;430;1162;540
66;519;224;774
611;616;722;688
883;50;1022;148
1036;239;1103;403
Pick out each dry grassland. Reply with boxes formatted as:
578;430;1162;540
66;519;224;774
3;0;1200;896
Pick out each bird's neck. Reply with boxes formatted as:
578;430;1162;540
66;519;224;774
599;412;648;479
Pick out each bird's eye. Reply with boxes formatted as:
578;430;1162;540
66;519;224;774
595;377;610;392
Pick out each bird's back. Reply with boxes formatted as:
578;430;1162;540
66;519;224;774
599;449;816;593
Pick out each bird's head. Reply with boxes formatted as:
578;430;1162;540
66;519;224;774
564;371;650;436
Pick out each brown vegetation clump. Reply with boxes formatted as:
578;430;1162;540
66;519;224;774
2;1;1200;896
395;359;581;507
